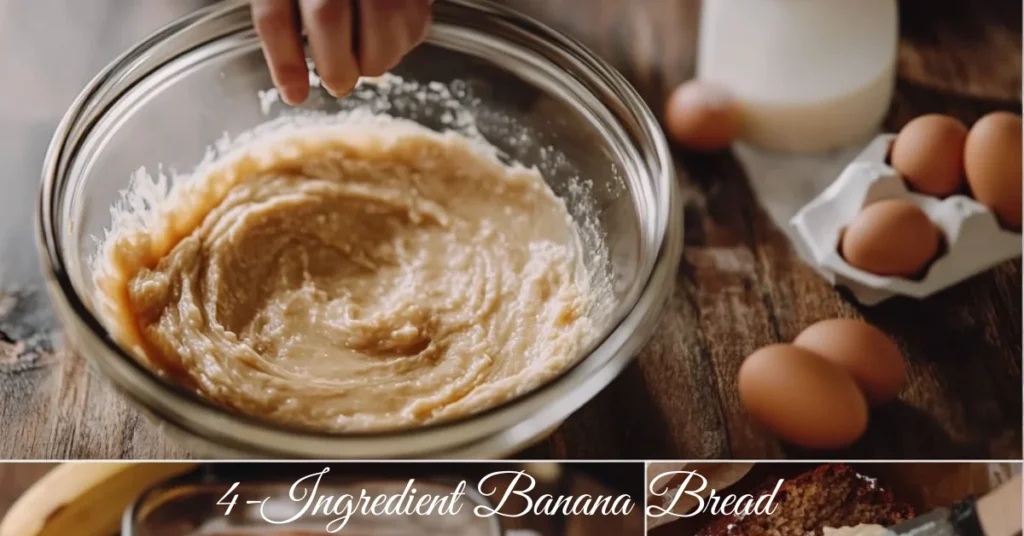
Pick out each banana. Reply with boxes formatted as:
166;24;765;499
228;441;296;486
0;462;198;536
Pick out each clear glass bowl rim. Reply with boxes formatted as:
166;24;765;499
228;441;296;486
37;0;682;457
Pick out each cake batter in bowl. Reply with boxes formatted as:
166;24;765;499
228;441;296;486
95;115;609;433
38;0;680;458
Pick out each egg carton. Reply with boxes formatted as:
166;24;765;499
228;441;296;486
789;134;1022;306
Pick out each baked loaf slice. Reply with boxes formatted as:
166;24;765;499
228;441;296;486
696;464;914;536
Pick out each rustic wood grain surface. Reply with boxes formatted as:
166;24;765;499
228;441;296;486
0;0;1020;460
515;0;1024;461
0;463;643;535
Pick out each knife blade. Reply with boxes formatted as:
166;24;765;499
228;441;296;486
884;473;1021;536
885;506;957;536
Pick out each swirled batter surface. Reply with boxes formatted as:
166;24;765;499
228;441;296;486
95;116;599;432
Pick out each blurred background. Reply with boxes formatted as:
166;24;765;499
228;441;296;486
0;464;56;514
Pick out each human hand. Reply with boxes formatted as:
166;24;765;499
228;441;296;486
252;0;432;105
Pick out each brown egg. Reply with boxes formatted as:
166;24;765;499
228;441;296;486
738;344;868;449
964;111;1023;229
793;319;906;406
890;114;969;197
841;199;941;278
664;80;742;152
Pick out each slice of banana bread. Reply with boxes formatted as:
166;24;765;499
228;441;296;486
696;464;914;536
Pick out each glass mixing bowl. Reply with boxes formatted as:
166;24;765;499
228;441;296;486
38;0;681;458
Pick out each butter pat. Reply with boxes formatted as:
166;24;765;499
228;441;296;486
823;525;890;536
698;0;899;153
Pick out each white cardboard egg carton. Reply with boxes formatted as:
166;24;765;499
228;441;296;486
790;134;1022;306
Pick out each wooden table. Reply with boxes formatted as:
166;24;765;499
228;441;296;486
515;0;1023;461
0;0;1020;460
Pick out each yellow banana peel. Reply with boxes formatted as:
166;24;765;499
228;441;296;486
0;462;198;536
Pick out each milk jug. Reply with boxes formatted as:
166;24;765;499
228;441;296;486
698;0;899;153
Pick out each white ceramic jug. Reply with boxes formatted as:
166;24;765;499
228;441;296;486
698;0;899;153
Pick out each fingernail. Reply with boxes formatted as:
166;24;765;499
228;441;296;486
322;79;357;99
280;85;307;106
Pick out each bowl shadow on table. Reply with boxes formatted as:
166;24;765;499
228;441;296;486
518;363;682;459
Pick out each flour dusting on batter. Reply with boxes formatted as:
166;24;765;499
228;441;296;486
92;109;610;432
